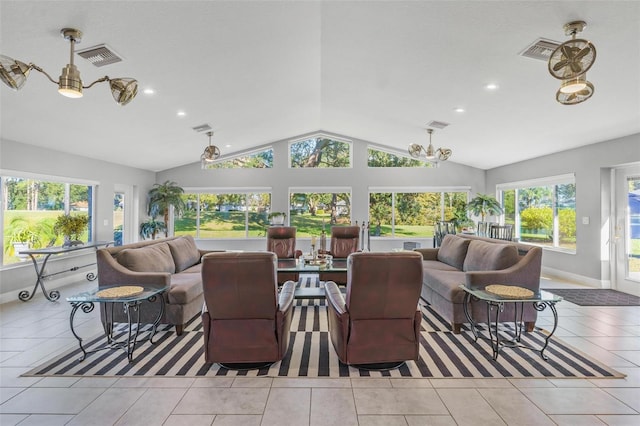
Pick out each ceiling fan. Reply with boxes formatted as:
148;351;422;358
547;21;596;105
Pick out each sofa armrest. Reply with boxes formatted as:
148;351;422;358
465;247;542;291
96;250;171;288
278;280;296;312
414;248;439;261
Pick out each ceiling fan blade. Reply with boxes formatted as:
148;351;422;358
574;46;591;61
553;59;570;72
561;44;576;59
567;93;577;102
570;61;583;74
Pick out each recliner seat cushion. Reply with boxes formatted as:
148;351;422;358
436;234;471;270
462;240;519;272
167;236;201;272
116;243;176;274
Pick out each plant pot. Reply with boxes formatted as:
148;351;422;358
13;242;30;261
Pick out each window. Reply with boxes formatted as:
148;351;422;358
175;191;271;238
289;136;351;168
289;189;352;236
2;175;94;265
498;174;576;251
368;188;469;237
367;147;434;168
203;148;273;169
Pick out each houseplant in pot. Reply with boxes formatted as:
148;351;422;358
147;180;185;238
3;216;53;260
466;193;503;222
139;218;166;240
54;214;89;247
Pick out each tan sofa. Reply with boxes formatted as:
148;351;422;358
96;235;215;335
416;234;542;334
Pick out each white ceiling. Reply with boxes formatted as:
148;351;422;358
1;1;639;172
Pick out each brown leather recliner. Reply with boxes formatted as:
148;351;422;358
266;226;302;284
319;225;360;285
325;251;423;367
201;252;295;367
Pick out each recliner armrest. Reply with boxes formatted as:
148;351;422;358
325;281;346;314
278;280;296;312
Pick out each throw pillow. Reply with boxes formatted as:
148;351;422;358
436;234;471;270
463;240;519;272
117;243;176;274
167;236;201;272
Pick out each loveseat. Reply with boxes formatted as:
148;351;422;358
416;234;542;334
96;235;215;335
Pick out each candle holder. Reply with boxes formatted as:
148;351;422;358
311;244;316;260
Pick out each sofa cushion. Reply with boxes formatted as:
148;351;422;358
117;243;176;274
167;236;201;272
463;240;519;272
436;235;471;270
422;269;467;303
422;260;460;272
168;273;204;304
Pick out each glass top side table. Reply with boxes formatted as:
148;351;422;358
459;285;563;361
66;286;168;362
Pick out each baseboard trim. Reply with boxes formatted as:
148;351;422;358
541;266;610;289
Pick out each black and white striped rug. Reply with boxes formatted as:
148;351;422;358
25;276;623;379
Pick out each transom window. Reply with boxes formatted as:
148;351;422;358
367;147;434;168
203;147;273;169
289;136;351;168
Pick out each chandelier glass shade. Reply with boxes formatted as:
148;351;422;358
201;131;221;168
0;28;137;106
408;128;452;166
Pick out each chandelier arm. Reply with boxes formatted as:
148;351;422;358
29;64;59;85
83;76;110;89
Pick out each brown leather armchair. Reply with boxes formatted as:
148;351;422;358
325;251;423;368
319;225;360;284
201;251;295;369
266;226;302;284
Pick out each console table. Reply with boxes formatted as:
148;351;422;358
18;241;113;302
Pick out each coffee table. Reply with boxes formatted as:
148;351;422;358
278;258;347;299
460;285;563;361
66;285;168;362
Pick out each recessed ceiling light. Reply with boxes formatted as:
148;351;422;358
225;144;231;148
454;107;465;113
485;83;499;90
177;111;186;117
143;88;155;95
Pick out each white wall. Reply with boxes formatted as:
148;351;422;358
485;133;640;286
0;138;156;302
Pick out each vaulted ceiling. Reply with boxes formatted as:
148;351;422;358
1;1;639;172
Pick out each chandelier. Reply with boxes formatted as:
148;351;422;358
0;28;138;106
201;131;221;168
408;128;452;166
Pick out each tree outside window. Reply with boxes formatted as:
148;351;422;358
290;137;350;168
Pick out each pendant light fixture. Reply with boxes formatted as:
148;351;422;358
201;131;221;168
0;28;138;106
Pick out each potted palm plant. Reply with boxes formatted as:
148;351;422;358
467;193;503;222
147;180;185;238
139;218;166;240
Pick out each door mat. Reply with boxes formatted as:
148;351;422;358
24;277;624;379
546;289;640;306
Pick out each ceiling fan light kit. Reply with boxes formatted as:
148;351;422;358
201;131;221;168
547;20;596;105
0;28;138;106
408;128;452;167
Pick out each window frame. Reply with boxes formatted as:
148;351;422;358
288;134;353;169
496;173;576;253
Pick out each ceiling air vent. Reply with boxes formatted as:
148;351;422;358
192;124;212;133
519;38;561;61
76;44;123;67
427;120;450;129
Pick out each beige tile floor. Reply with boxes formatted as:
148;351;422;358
0;277;638;425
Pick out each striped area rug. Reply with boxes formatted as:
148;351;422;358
25;276;623;379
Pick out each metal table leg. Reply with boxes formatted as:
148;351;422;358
534;301;559;360
462;291;479;341
69;301;95;361
19;254;60;302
